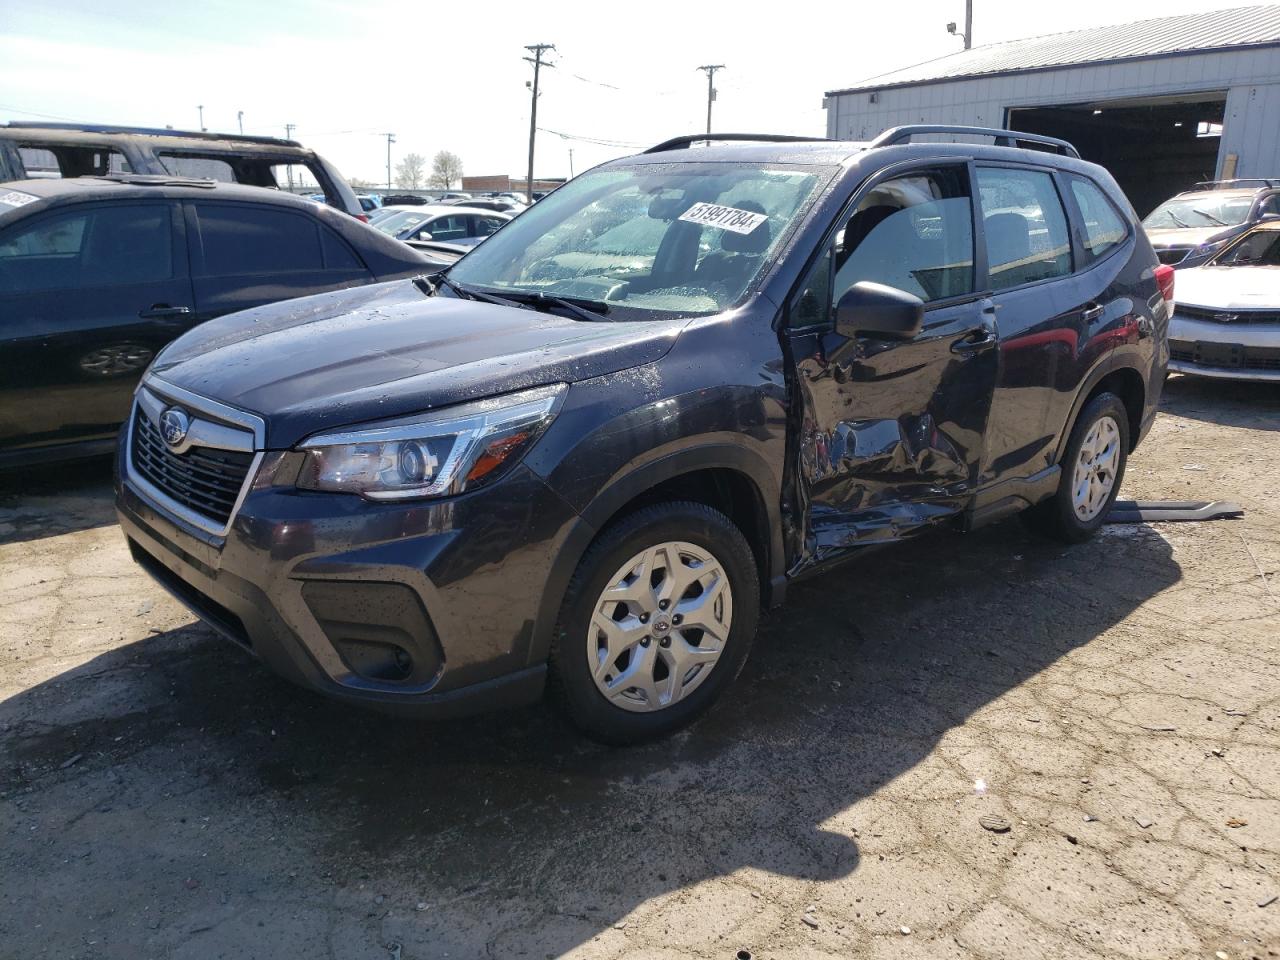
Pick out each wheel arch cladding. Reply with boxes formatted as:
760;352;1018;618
1085;367;1145;452
525;453;783;669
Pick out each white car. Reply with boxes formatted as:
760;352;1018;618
370;204;510;243
1168;221;1280;381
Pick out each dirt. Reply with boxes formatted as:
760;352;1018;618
1;374;1278;960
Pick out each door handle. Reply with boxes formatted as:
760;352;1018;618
951;330;997;354
139;305;192;320
1082;302;1104;322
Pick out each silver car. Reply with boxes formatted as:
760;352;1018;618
1168;221;1280;381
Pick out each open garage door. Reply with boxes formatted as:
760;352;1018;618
1008;93;1226;217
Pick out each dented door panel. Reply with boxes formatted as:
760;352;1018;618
789;298;998;572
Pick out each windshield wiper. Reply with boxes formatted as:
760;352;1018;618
1192;208;1229;226
497;290;612;322
1165;211;1191;228
416;273;525;309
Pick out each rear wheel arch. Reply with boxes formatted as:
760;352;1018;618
1055;362;1147;464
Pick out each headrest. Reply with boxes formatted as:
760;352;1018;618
842;204;898;253
720;200;771;253
985;211;1031;260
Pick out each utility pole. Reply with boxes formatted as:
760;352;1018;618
697;65;724;135
284;124;296;190
947;0;973;48
383;132;396;190
568;147;574;178
524;43;555;202
237;110;244;134
197;104;205;131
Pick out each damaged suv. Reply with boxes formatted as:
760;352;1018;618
117;126;1171;743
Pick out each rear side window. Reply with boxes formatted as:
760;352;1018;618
1069;176;1128;259
19;145;131;178
0;204;172;293
834;167;975;303
159;154;235;182
195;204;323;275
977;167;1072;290
320;227;364;270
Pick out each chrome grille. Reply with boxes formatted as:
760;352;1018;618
1179;305;1280;326
130;408;255;527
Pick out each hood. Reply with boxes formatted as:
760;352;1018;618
1176;264;1280;310
1144;226;1219;248
151;280;687;448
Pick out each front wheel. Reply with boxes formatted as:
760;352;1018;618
548;501;760;744
1022;391;1130;544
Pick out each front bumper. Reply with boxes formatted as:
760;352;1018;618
115;442;583;716
1168;313;1280;382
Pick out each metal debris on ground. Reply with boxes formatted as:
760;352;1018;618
801;913;818;929
1135;817;1154;829
1259;895;1277;908
1105;499;1243;523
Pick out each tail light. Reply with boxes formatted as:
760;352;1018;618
1154;264;1175;305
356;213;370;223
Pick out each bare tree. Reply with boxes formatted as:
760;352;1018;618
348;176;375;189
394;153;426;189
430;150;464;190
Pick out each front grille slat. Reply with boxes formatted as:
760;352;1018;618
1170;340;1280;372
131;409;253;528
1179;305;1280;326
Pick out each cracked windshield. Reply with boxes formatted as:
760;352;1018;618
450;165;824;318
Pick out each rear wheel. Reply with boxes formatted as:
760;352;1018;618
548;501;759;744
1022;392;1129;544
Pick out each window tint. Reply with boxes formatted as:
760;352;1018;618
0;205;172;293
1070;177;1128;259
159;154;236;182
418;214;468;241
321;227;363;270
196;204;323;275
834;168;975;303
977;167;1072;290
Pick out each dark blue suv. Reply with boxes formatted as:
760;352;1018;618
116;127;1172;743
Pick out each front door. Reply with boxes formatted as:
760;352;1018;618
0;201;193;455
785;162;999;569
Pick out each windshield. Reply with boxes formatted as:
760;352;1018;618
1213;228;1280;266
448;163;828;319
374;209;432;235
1143;194;1254;230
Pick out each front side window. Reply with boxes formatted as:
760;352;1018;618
1215;229;1280;266
0;204;172;293
449;163;829;320
1070;176;1128;259
833;167;975;304
195;204;323;275
977;167;1072;290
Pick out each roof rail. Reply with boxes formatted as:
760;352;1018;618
1191;178;1280;190
90;173;218;188
644;133;830;154
868;125;1080;158
0;121;302;148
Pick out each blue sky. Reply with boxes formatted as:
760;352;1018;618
0;0;1249;184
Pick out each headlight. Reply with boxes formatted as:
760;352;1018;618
296;383;566;500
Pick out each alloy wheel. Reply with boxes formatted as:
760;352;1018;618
1071;415;1121;522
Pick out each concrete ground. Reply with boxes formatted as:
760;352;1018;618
1;374;1278;960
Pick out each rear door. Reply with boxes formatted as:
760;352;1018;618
187;201;373;320
0;201;193;454
786;161;999;561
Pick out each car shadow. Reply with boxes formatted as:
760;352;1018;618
0;455;116;545
1162;372;1280;430
0;518;1181;956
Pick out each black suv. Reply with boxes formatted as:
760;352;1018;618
116;126;1172;743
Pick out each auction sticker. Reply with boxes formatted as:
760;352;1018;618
0;190;39;208
678;202;768;235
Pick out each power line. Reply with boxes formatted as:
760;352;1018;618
0;103;83;122
537;127;643;149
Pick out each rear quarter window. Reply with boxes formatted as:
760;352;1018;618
1069;176;1129;260
195;204;324;275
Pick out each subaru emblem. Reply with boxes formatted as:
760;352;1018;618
1212;312;1239;324
159;407;191;448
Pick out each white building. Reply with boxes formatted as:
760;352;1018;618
823;5;1280;214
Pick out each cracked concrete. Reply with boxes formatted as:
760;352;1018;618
0;374;1278;960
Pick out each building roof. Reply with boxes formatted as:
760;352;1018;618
827;4;1280;96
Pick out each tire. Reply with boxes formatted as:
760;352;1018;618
1022;391;1130;544
548;501;760;745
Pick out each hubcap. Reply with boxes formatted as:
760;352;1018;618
587;541;733;713
1071;415;1121;522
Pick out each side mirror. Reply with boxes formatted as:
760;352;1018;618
834;281;925;340
417;231;433;241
